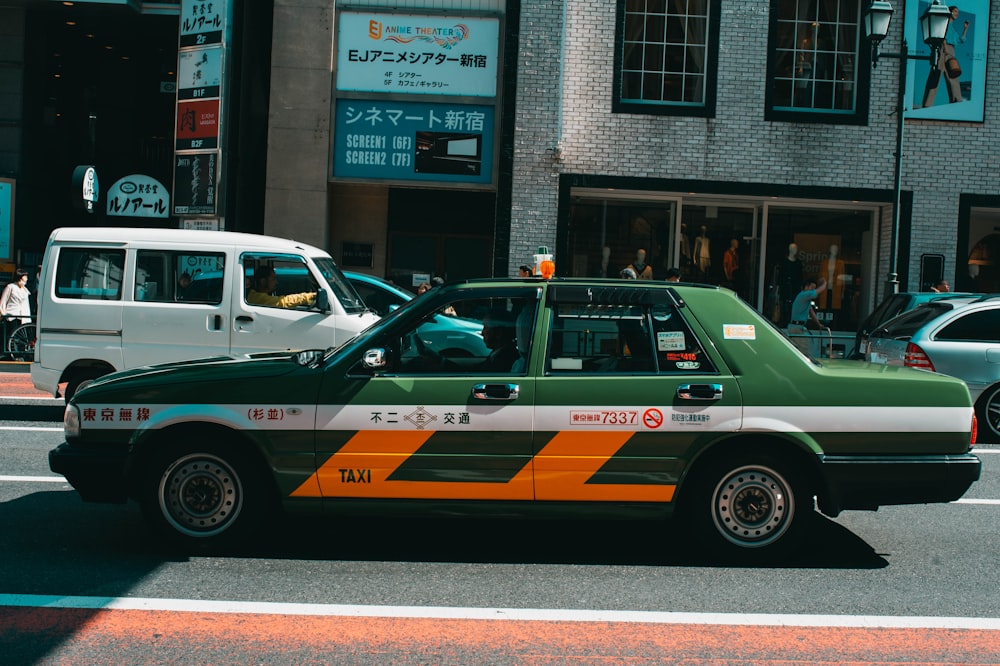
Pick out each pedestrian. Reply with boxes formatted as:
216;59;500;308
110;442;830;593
931;279;950;293
518;264;534;278
1;269;31;326
620;267;638;280
788;277;827;354
1;269;31;350
665;267;682;282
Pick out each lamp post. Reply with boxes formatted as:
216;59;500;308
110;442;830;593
864;0;952;295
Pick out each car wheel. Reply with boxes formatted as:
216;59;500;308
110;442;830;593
684;451;810;557
65;371;105;401
141;443;266;548
975;385;1000;444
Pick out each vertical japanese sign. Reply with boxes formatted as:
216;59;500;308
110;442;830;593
173;0;231;219
332;11;501;188
0;178;13;261
173;152;218;215
904;0;989;121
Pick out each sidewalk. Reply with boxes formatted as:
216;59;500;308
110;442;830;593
0;361;60;400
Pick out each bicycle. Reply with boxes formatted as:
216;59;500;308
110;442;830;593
2;315;35;362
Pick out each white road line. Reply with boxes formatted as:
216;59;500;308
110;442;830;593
0;475;67;483
0;594;997;629
0;426;62;432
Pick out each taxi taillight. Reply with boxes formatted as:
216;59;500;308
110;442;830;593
971;413;978;447
904;343;935;371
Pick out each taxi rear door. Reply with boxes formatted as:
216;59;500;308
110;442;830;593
531;285;743;505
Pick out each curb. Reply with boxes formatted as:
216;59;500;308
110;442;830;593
0;361;30;373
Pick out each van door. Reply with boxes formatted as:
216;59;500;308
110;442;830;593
121;249;231;367
231;253;339;354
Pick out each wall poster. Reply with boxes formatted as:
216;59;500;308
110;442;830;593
904;0;989;121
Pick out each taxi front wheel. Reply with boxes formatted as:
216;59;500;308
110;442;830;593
140;443;268;548
684;452;810;556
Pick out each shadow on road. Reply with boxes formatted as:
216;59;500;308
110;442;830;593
0;490;885;580
0;403;64;423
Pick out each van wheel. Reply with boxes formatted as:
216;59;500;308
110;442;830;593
975;385;1000;444
683;451;810;559
65;372;105;401
139;442;268;549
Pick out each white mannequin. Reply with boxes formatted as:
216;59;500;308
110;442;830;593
826;245;838;286
788;243;798;261
601;246;611;277
693;226;711;275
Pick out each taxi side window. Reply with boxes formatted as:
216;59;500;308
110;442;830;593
546;302;716;375
387;295;537;375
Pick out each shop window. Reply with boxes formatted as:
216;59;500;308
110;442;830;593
614;0;720;116
765;0;870;124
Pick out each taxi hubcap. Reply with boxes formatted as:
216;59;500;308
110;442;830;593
711;465;793;548
160;453;242;537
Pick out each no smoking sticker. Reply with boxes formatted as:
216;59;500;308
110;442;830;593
643;408;663;429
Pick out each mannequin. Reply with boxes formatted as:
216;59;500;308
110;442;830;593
818;244;845;310
693;226;711;277
627;248;653;280
600;246;611;278
778;243;803;326
679;224;691;268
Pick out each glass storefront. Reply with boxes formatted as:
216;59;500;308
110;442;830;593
566;192;876;335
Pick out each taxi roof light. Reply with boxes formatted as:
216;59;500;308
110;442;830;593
904;342;935;371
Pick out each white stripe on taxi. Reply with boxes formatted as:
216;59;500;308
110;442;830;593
76;402;973;435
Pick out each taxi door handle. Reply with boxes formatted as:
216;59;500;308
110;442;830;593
472;383;519;401
677;383;722;400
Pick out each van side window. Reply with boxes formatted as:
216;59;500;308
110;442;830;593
55;249;125;300
135;250;225;303
243;254;318;310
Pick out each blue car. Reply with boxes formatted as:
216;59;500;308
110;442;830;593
344;271;489;358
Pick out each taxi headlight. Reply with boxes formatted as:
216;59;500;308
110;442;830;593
64;404;81;438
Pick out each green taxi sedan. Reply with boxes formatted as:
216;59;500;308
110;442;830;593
49;278;982;557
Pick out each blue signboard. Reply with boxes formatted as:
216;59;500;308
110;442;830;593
333;99;494;185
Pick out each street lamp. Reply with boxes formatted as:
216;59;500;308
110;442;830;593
864;0;952;295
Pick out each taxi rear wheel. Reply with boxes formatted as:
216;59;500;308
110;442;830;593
140;443;266;548
685;452;809;557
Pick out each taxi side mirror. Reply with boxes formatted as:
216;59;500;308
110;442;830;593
363;348;387;369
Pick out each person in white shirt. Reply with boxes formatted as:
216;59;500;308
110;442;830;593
0;269;31;326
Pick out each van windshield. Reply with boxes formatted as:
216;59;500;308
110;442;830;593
314;257;367;314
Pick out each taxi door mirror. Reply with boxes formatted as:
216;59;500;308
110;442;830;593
363;347;387;369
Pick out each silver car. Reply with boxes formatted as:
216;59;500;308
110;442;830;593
866;295;1000;442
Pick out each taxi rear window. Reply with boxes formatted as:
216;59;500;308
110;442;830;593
546;301;716;375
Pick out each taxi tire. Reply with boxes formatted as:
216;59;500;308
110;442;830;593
140;442;267;549
684;451;809;558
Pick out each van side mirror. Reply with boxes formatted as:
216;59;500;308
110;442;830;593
315;288;331;313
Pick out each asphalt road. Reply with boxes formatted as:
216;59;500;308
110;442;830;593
0;367;998;663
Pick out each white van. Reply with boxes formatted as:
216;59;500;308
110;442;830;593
32;227;379;399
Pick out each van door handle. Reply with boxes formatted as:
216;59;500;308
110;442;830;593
212;315;223;330
236;316;252;323
676;383;723;400
472;383;519;401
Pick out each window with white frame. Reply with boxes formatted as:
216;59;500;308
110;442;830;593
768;0;862;116
616;0;718;115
